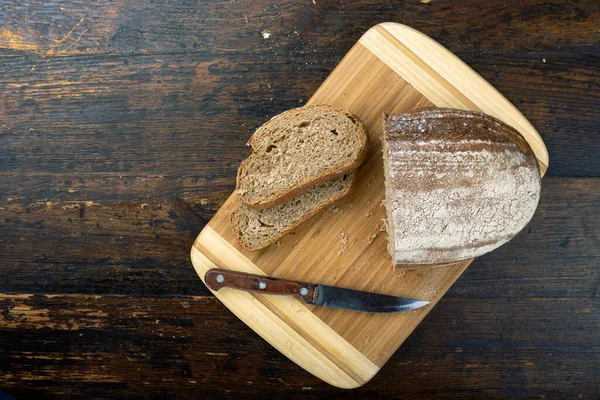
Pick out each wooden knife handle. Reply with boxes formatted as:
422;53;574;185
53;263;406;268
204;268;317;302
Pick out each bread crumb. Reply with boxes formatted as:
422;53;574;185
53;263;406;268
337;230;352;255
380;198;385;207
367;233;378;245
200;198;209;205
261;30;271;39
421;0;431;3
365;210;373;217
332;206;340;213
379;218;388;232
276;240;281;247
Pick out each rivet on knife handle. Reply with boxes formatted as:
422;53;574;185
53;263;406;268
204;268;318;303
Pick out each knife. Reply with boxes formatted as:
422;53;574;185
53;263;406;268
204;268;429;313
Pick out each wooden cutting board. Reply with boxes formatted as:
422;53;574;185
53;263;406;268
190;22;549;388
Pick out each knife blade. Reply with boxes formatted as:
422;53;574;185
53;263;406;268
204;268;429;313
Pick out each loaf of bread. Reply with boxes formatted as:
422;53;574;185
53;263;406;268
382;108;541;266
232;174;355;250
236;105;368;210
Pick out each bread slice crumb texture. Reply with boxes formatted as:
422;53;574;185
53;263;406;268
232;174;355;250
237;105;367;209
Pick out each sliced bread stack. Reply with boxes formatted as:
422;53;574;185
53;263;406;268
232;105;369;250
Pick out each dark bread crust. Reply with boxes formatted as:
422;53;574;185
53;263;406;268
236;105;369;210
384;107;538;170
231;173;357;250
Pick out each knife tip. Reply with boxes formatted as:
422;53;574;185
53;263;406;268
413;300;430;309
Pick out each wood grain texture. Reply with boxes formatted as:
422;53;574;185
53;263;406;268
190;23;549;388
0;0;598;180
0;0;598;397
0;178;596;298
0;293;597;399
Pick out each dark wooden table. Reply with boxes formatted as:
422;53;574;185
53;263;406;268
1;1;598;398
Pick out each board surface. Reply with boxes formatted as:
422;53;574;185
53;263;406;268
190;22;549;388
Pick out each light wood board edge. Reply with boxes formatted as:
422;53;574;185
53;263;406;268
190;226;380;389
360;22;549;176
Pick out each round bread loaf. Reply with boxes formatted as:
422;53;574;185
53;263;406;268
382;108;542;266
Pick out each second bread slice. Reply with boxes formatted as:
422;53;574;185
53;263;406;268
232;174;355;250
236;105;368;210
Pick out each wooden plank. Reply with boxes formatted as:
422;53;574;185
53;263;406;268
0;197;210;297
1;52;596;176
0;294;597;398
0;1;598;178
0;0;596;57
1;178;597;299
190;23;552;387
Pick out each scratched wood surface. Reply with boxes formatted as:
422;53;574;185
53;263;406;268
0;1;598;399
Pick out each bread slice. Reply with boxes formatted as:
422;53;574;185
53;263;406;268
382;108;541;266
232;173;355;250
236;105;368;210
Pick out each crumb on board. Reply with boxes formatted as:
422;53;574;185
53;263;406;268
337;230;352;255
365;210;373;217
380;198;385;207
261;30;271;39
332;206;340;213
367;233;378;245
379;218;388;232
276;240;281;247
200;198;209;205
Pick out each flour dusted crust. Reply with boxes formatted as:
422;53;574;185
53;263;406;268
382;108;542;266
